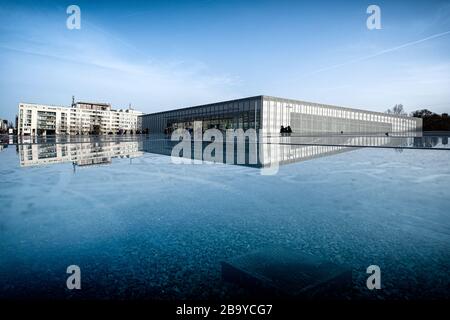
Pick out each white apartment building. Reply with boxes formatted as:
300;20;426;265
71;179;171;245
18;101;144;136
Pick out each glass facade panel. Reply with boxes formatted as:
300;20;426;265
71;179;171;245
141;96;421;135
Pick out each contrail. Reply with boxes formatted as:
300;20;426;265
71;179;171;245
306;30;450;76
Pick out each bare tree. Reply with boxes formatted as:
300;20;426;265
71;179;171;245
385;104;407;115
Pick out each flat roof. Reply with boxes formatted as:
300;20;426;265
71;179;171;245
19;102;69;108
19;102;143;113
141;95;419;119
76;101;111;106
141;95;263;117
261;95;416;119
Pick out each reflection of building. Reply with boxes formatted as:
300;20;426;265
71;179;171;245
140;134;420;168
141;95;422;135
15;134;446;169
0;119;8;132
140;137;356;168
259;139;352;167
18;101;143;136
18;141;143;167
140;137;353;168
259;135;421;166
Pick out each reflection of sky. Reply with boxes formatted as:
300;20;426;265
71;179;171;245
0;0;450;122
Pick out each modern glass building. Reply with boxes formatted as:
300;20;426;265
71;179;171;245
140;95;423;135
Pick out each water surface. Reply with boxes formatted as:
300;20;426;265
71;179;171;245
0;136;449;300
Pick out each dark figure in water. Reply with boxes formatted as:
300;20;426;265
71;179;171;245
385;132;389;136
287;126;292;134
340;131;344;134
280;126;286;134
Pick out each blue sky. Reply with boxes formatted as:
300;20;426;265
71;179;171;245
0;0;449;121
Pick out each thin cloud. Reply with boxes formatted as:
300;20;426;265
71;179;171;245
306;30;450;76
0;8;242;115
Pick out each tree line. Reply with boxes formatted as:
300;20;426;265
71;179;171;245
386;104;449;131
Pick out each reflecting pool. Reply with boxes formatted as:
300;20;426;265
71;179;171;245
0;135;449;300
